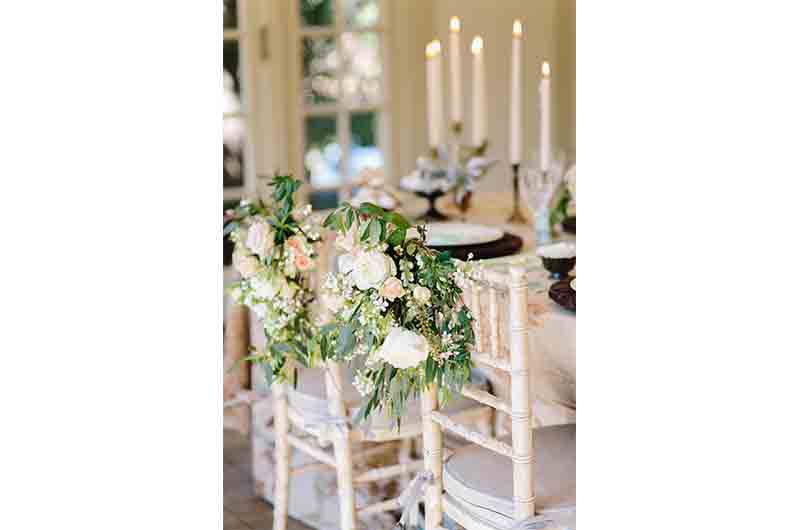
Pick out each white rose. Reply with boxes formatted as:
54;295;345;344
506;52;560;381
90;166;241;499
338;253;356;274
245;221;274;258
351;251;397;291
413;285;431;305
376;326;430;369
251;277;279;299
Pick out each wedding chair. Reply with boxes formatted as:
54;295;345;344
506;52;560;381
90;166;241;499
419;265;576;530
237;231;494;530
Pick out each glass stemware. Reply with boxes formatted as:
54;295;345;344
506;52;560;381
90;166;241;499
521;153;566;245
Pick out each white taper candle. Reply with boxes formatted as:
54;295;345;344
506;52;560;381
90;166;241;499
471;36;486;146
539;61;551;172
449;17;463;127
426;41;444;149
510;20;523;163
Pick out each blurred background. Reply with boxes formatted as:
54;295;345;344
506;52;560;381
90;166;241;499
224;0;575;215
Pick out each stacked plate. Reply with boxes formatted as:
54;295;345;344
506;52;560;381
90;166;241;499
425;223;522;261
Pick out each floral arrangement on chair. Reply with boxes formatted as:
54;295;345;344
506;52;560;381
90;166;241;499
319;202;480;425
224;174;322;385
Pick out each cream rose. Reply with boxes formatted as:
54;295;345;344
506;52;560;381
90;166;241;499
351;251;397;291
413;285;431;305
376;326;430;369
234;250;260;278
380;277;405;301
245;221;274;258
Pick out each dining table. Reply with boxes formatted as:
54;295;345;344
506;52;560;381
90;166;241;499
436;190;576;429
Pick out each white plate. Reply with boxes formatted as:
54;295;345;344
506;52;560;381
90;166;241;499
570;278;576;291
425;223;503;247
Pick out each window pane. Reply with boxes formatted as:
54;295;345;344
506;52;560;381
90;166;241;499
224;117;246;188
344;0;379;29
303;37;339;105
305;116;340;188
223;40;241;114
223;0;237;28
300;0;333;27
350;111;383;178
341;32;382;106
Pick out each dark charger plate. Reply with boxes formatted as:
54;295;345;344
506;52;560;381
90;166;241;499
429;232;523;261
549;279;576;312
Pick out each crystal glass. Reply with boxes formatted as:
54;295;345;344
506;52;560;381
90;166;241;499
521;155;565;245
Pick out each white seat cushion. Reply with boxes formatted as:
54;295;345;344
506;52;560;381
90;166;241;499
287;366;489;436
443;424;576;525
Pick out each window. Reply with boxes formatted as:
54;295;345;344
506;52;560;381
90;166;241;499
290;0;389;207
223;0;256;199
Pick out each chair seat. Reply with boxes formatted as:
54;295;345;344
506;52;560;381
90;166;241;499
443;424;576;528
288;366;489;439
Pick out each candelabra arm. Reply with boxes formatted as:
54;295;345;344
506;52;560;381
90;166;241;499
507;163;526;223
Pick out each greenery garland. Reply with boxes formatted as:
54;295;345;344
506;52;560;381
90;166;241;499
224;174;322;385
319;202;480;425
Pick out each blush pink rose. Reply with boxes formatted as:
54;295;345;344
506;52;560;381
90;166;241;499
380;277;405;301
286;235;304;253
295;253;313;271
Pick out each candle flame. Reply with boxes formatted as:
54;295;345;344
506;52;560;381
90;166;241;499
541;61;551;78
426;40;441;58
450;16;461;32
471;36;483;54
513;20;523;37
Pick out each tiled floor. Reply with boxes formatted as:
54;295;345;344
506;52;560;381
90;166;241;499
224;429;311;530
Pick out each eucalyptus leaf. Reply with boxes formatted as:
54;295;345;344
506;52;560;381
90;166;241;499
335;325;355;358
358;202;385;217
369;218;381;244
223;221;239;236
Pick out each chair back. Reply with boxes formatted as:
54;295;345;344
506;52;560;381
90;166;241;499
420;265;535;528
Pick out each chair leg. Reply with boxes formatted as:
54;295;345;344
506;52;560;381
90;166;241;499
272;382;291;530
398;438;420;526
421;387;443;530
325;361;358;530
